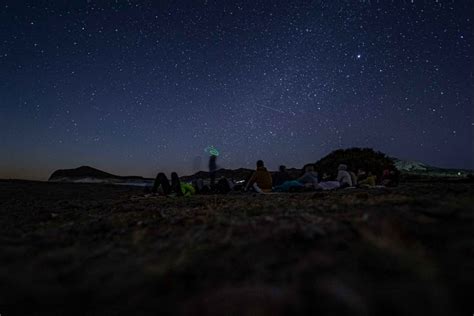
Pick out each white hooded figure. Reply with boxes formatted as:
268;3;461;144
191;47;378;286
337;164;353;187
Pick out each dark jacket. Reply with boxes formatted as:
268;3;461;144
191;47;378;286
272;171;291;186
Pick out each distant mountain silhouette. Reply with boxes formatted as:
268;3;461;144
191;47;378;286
181;167;303;182
48;151;471;185
180;168;253;182
392;158;472;176
48;166;303;185
48;166;151;184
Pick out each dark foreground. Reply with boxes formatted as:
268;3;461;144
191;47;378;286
0;180;473;315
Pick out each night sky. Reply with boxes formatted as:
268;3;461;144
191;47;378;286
1;1;472;180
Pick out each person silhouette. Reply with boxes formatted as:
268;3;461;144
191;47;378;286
152;172;184;196
152;172;171;195
244;160;273;193
209;155;217;189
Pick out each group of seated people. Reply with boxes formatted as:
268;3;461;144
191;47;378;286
152;172;196;196
150;160;399;196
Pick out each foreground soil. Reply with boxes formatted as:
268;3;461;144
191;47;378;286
0;180;473;315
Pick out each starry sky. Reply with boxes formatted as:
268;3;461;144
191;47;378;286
0;1;472;180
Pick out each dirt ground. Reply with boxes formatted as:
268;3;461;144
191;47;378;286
0;179;473;315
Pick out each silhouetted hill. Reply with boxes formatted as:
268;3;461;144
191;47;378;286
50;166;117;180
314;147;395;179
180;168;254;182
48;166;152;185
48;149;472;186
392;158;472;176
181;167;303;182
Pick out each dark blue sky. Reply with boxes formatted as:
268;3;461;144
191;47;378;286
1;0;472;180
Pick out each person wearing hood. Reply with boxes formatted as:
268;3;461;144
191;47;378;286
337;164;353;188
245;160;273;193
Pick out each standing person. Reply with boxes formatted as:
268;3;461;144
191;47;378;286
209;155;217;189
244;160;273;193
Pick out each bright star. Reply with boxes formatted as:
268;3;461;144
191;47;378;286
357;54;361;59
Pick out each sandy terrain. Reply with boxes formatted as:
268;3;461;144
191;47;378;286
0;179;473;315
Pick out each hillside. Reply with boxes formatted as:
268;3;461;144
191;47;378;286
180;167;302;182
393;159;471;176
47;156;471;187
48;166;153;185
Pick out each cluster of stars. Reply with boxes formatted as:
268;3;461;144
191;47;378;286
0;1;472;180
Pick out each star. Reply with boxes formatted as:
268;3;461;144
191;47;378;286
0;1;472;180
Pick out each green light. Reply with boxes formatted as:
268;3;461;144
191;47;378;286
205;146;220;156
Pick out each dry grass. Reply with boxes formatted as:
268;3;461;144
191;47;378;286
0;180;473;315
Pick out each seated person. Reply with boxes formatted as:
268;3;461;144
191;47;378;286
181;182;196;196
381;168;400;187
337;164;353;188
171;172;184;196
272;165;291;186
215;177;235;194
275;164;319;192
350;170;358;187
298;164;319;189
273;180;304;192
153;172;184;196
321;172;331;181
245;160;273;193
192;178;204;193
314;181;341;191
357;169;376;187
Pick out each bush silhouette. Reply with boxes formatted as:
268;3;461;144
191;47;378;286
314;147;395;180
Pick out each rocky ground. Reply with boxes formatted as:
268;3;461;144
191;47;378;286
0;179;473;315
